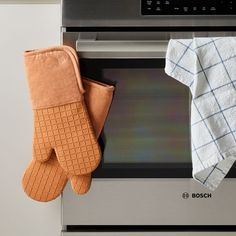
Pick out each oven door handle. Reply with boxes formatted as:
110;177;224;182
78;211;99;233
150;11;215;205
76;40;168;59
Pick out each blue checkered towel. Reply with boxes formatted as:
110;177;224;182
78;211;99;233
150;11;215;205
165;37;236;191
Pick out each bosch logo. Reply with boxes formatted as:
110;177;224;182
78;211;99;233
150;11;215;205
192;193;212;198
182;192;212;199
182;192;189;199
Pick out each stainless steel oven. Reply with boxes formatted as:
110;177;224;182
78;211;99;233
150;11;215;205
61;0;236;235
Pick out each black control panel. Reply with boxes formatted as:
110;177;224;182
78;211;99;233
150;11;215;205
141;0;235;15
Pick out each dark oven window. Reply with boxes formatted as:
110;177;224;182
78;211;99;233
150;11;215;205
103;68;190;164
82;58;236;178
80;59;197;178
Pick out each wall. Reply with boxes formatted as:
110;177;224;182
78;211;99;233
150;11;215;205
0;0;59;3
0;4;61;236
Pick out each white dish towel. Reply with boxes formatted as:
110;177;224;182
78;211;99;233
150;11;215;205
165;37;236;190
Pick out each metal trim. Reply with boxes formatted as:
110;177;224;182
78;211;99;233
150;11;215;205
65;225;236;232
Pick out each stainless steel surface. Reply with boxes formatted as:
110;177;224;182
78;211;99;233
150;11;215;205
62;233;236;236
62;0;236;27
62;179;236;226
76;40;168;59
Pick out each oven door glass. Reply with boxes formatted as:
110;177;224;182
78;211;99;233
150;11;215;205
80;59;234;178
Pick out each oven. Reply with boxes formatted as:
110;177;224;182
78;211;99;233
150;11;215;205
61;0;236;235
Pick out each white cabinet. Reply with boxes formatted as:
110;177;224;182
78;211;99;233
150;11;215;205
0;0;59;3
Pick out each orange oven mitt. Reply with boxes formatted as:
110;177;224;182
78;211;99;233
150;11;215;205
22;78;114;202
24;46;101;176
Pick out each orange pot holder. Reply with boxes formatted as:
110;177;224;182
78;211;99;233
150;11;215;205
22;78;114;202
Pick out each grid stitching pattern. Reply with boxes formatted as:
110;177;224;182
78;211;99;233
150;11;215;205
165;37;236;190
33;101;101;175
22;153;68;202
22;79;114;201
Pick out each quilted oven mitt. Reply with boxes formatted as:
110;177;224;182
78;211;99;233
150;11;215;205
22;78;114;202
24;46;101;176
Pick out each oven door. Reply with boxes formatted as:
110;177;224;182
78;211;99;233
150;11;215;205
62;32;236;228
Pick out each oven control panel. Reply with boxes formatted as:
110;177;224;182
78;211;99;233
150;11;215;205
141;0;235;15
